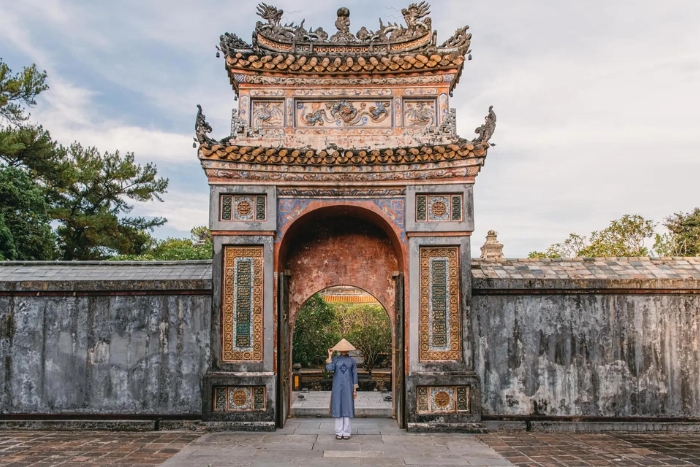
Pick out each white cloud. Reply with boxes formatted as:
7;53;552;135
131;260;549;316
1;0;699;254
134;189;209;235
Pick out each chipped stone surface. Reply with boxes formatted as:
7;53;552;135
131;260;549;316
0;263;211;415
474;285;700;417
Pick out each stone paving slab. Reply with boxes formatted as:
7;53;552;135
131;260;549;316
161;419;513;467
0;431;200;466
4;424;700;466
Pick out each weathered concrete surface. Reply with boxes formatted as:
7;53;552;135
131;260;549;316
474;293;700;417
0;293;211;415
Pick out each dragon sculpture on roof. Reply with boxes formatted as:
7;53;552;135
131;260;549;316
219;2;471;56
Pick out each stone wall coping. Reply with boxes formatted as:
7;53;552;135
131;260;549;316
0;260;213;292
2;258;699;291
472;257;700;290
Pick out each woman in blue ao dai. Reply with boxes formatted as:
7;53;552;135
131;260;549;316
325;338;358;440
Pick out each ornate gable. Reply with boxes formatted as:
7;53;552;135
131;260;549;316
196;3;496;185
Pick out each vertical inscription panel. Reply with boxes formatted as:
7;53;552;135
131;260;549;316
419;247;461;362
222;246;264;362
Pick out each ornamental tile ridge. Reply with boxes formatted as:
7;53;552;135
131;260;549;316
225;51;466;76
218;3;472;63
198;138;490;166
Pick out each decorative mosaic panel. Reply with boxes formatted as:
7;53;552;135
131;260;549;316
415;195;463;223
251;99;284;128
221;195;267;222
403;99;437;127
451;196;462;221
295;99;392;128
213;386;266;412
222;246;264;362
417;386;470;414
419;247;461;361
416;195;427;221
221;196;233;221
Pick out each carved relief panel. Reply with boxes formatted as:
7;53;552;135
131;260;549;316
251;99;285;128
417;386;470;414
403;99;438;128
221;195;267;222
416;194;463;222
213;386;266;412
419;247;461;362
295;99;392;128
222;246;264;362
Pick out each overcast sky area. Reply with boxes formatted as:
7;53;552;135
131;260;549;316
1;0;698;258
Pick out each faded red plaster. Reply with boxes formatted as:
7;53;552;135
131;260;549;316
280;214;399;326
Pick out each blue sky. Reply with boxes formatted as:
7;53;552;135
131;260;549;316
1;0;699;257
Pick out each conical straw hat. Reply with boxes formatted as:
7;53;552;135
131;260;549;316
331;338;356;352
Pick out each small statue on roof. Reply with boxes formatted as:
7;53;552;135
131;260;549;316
194;105;216;146
331;7;357;42
473;106;497;145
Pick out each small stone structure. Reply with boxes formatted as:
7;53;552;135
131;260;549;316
480;230;504;259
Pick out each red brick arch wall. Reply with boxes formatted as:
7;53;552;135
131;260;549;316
279;208;401;326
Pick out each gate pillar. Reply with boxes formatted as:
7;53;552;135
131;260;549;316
196;3;496;431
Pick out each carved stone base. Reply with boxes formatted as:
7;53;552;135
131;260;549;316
202;372;276;425
405;372;482;429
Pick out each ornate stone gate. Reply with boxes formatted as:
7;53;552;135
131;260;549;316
196;2;496;431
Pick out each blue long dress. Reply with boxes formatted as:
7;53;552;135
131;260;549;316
326;355;358;418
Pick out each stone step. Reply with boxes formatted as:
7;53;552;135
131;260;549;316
291;407;393;418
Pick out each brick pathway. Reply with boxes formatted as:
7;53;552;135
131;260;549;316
478;432;700;466
0;431;200;466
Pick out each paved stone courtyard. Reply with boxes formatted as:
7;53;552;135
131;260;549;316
0;431;200;466
2;422;700;466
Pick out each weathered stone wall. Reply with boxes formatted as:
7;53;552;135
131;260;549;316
0;294;210;415
473;291;700;417
0;262;212;416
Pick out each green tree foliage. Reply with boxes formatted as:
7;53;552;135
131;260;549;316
52;144;169;260
0;59;48;126
292;294;339;367
529;214;656;258
655;209;700;257
0;166;56;260
335;303;392;374
0;60;169;261
110;226;213;261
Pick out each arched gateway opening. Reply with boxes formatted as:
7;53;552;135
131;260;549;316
276;206;406;427
291;287;393;417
